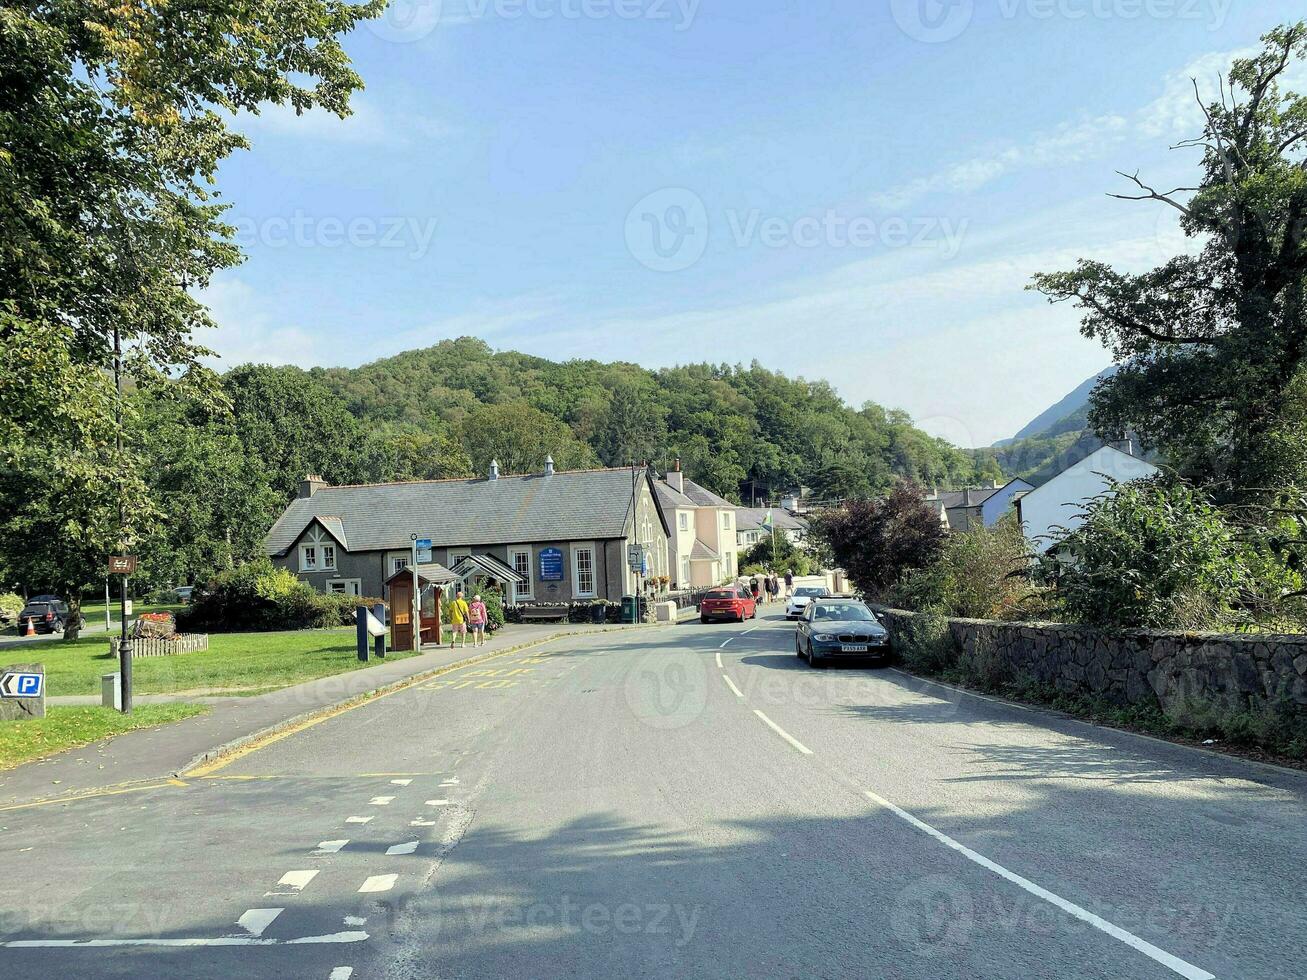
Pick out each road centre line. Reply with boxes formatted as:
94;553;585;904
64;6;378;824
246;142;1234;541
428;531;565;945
345;816;373;824
358;874;398;894
315;840;349;854
861;789;1214;980
721;674;744;698
330;970;354;980
386;841;419;856
368;796;395;805
752;710;813;755
715;650;723;668
238;908;283;937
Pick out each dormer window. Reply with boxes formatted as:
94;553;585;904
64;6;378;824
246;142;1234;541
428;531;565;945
300;544;317;571
321;544;337;570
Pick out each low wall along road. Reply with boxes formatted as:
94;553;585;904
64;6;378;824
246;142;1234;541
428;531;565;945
877;607;1307;723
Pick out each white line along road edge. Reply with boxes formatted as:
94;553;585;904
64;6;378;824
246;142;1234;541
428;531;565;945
861;789;1215;980
752;710;813;755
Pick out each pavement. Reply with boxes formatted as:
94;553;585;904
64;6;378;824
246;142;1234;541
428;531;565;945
0;610;1304;978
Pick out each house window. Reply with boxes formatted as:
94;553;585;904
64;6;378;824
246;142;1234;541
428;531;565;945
391;556;409;576
326;579;361;596
510;548;533;601
680;557;690;586
322;544;336;571
679;512;689;530
722;512;732;530
300;545;317;571
573;545;596;598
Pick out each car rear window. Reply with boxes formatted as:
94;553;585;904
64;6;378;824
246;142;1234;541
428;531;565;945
705;590;736;600
25;603;51;613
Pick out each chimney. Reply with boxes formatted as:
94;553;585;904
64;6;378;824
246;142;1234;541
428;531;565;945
1111;437;1135;457
667;456;684;494
994;478;1004;489
298;474;327;499
488;459;500;480
962;488;973;506
544;455;555;477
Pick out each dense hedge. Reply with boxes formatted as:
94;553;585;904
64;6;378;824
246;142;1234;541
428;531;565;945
178;560;383;633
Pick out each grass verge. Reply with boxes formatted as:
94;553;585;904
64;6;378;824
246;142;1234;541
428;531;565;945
0;628;424;698
0;704;208;771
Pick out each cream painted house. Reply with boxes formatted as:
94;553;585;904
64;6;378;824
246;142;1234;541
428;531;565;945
654;462;739;588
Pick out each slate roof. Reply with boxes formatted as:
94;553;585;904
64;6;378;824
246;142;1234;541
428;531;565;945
927;488;1000;510
653;480;696;511
734;508;808;533
680;477;735;509
266;468;648;556
688;539;720;561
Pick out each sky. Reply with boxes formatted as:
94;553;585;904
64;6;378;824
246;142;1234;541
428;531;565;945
203;0;1307;447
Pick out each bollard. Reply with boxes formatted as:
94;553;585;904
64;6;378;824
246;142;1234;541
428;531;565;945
102;672;122;710
372;603;387;659
355;605;369;662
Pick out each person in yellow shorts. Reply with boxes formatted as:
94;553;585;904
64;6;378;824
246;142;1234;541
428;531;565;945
448;588;471;648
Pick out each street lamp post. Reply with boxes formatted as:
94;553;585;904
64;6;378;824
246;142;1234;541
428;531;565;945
112;322;132;714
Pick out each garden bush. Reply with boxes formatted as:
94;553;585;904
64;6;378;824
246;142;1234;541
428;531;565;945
178;559;383;633
895;610;957;674
0;592;23;626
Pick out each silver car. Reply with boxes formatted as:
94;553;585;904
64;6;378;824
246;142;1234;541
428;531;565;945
785;585;830;620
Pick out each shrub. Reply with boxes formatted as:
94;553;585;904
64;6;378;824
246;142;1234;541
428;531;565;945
0;592;23;626
895;611;957;674
1038;478;1254;630
177;558;381;632
889;517;1037;620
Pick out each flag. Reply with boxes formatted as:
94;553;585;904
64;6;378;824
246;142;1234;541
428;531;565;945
761;511;774;530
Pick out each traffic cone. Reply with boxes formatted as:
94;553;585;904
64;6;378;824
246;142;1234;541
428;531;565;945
22;616;34;637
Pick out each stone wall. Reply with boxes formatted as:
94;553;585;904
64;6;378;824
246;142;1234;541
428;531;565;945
876;607;1307;722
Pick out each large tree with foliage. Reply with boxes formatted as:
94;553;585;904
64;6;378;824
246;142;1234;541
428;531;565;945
1033;22;1307;495
0;0;379;618
811;482;947;598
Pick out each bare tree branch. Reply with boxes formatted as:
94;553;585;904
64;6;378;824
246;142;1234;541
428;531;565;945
1107;171;1196;215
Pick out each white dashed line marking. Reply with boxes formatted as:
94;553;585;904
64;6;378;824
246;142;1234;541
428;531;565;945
368;796;395;806
330;969;354;980
861;789;1214;980
439;777;460;786
718;640;731;649
425;799;451;806
266;870;318;896
410;818;436;827
315;840;349;854
753;710;813;755
721;674;744;698
358;875;398;894
386;841;419;856
345;816;373;825
236;908;283;937
390;779;412;786
715;651;723;668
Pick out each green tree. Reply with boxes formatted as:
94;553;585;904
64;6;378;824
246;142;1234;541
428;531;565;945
457;402;599;475
594;381;668;467
1;0;378;618
811;482;946;598
1032;22;1307;495
890;516;1036;620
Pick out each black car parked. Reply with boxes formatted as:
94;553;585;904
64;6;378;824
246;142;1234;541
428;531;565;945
18;597;76;634
795;598;890;667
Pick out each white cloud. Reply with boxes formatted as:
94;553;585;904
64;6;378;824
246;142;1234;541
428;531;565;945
236;99;451;148
197;278;326;368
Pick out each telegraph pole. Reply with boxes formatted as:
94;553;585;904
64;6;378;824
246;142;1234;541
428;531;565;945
112;322;132;714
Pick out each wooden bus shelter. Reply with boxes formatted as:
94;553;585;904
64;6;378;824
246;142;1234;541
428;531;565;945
385;563;459;651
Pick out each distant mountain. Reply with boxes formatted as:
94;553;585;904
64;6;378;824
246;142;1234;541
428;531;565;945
997;365;1117;446
979;366;1117;485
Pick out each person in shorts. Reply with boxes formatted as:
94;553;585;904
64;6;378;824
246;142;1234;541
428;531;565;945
468;594;488;647
449;589;470;648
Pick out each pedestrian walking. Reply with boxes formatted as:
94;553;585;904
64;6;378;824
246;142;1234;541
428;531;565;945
784;568;794;597
468;593;488;647
749;575;760;602
448;588;471;648
769;573;779;602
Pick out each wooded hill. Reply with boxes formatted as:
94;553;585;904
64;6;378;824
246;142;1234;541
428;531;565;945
304;337;999;501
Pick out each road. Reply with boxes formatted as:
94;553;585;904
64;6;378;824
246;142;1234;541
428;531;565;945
1;611;1304;979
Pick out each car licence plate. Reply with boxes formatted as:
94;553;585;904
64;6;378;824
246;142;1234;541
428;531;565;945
842;644;868;653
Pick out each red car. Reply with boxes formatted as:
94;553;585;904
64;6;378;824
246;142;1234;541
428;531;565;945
699;586;757;624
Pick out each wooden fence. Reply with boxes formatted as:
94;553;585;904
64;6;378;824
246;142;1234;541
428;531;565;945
108;634;209;658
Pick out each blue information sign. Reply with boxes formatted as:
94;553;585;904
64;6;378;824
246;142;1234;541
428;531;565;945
539;547;564;581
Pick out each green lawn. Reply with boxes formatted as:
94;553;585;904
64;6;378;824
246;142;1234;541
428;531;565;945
0;704;208;771
0;628;423;698
78;599;187;621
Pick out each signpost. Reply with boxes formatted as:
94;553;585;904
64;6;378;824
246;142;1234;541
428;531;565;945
411;536;431;650
109;554;136;714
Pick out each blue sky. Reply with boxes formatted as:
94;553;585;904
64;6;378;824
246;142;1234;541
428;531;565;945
205;0;1306;446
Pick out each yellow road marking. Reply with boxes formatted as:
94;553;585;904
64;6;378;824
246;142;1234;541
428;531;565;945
0;780;181;813
185;635;563;777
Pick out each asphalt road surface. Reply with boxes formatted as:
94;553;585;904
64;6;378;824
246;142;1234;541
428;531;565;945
1;612;1304;979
